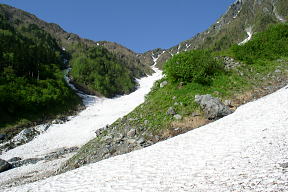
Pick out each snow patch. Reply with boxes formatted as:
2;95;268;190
239;26;253;45
151;51;165;66
273;6;286;22
176;43;181;54
184;43;191;52
63;68;96;106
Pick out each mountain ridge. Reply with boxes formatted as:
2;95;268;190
2;0;287;69
0;4;152;77
149;0;288;67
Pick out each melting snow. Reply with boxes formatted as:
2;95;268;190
0;71;162;160
0;64;163;187
151;51;165;66
233;10;241;19
239;27;253;45
4;85;288;191
273;2;286;23
274;10;286;22
184;44;191;52
176;44;181;54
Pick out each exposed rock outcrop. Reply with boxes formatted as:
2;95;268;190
0;159;12;173
195;94;233;120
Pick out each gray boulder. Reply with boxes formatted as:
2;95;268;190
195;94;233;120
160;81;168;88
166;107;176;115
0;159;12;173
52;119;65;124
223;100;232;107
137;137;146;145
280;162;288;168
127;129;136;137
144;120;149;125
0;134;5;141
174;114;182;120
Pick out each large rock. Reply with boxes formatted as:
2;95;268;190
0;159;12;173
127;129;136;137
0;134;6;141
174;114;182;120
195;94;233;120
166;107;176;115
160;81;168;88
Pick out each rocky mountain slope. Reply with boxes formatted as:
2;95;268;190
146;0;288;68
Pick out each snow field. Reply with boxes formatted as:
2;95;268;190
5;86;288;191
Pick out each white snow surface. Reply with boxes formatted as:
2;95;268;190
176;43;181;54
0;67;162;161
5;85;288;191
239;27;253;45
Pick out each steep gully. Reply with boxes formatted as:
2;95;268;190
0;54;163;188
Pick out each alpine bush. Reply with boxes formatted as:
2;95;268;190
164;50;223;85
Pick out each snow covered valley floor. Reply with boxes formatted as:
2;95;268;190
0;67;163;189
3;84;288;191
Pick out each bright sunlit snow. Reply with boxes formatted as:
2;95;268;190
239;27;253;45
0;62;163;187
4;85;288;191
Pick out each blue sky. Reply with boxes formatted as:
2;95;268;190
2;0;235;53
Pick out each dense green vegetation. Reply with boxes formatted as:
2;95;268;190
0;14;81;130
231;23;288;63
164;50;224;84
70;46;136;97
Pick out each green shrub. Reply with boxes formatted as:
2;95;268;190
164;50;224;85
